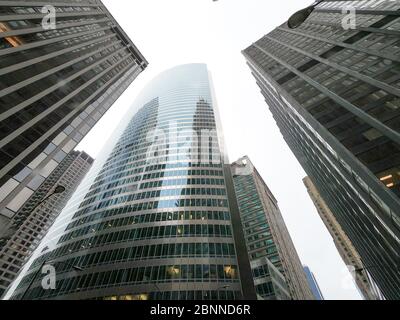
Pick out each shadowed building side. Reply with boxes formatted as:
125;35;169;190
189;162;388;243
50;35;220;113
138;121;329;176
243;0;400;299
303;176;382;300
0;0;148;279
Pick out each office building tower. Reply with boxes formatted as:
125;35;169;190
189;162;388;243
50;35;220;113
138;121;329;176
243;0;400;299
303;176;381;300
0;0;148;253
9;64;256;300
0;151;93;297
303;266;324;300
231;156;314;300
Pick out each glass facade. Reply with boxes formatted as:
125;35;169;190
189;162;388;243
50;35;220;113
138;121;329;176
232;156;313;300
8;64;255;300
243;0;400;299
0;0;147;242
303;176;382;300
0;151;93;297
0;0;147;297
251;257;291;300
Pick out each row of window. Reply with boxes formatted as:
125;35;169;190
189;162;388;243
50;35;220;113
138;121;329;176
248;240;277;253
67;209;231;240
255;281;275;297
60;223;233;243
50;242;237;273
1;52;136;170
252;264;271;279
142;169;224;180
45;222;234;259
77;197;229;217
118;109;216;134
81;186;227;207
140;177;226;190
101;290;241;300
85;165;224;198
22;264;239;299
107;129;218;168
90;167;224;201
115;115;217;136
8;5;99;15
68;209;231;231
273;60;400;223
101;127;219;166
233;175;282;274
88;171;143;197
94;161;223;191
106;121;218;167
144;162;223;173
92;159;221;188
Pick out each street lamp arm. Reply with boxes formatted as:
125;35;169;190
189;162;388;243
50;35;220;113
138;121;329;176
287;0;325;29
24;185;66;217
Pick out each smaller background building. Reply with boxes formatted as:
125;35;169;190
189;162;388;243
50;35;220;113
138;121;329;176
231;156;314;300
303;265;324;300
0;151;93;297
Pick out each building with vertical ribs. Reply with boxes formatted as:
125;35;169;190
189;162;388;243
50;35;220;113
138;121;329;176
0;0;147;235
303;176;382;300
243;0;400;299
0;0;147;284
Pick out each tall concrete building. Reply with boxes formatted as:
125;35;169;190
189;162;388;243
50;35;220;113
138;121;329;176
243;0;400;299
303;266;324;300
0;0;147;257
303;176;381;300
0;151;93;297
8;64;256;300
231;156;314;300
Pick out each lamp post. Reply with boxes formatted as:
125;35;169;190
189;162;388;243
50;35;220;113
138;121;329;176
20;259;83;300
0;185;66;251
37;185;66;208
287;0;325;29
9;185;66;229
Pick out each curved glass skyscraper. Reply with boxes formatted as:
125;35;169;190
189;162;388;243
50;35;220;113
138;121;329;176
9;64;255;300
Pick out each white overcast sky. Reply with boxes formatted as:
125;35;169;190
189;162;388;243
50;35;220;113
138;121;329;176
77;0;362;299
